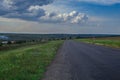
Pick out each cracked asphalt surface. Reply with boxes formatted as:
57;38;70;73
43;40;120;80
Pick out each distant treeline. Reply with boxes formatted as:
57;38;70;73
0;33;120;41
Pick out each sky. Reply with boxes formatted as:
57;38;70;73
0;0;120;34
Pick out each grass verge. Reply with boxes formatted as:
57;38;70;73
76;38;120;48
0;40;63;80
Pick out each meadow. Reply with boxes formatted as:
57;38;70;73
77;37;120;48
0;40;63;80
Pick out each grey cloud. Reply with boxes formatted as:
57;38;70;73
3;9;45;21
0;0;53;20
1;0;53;10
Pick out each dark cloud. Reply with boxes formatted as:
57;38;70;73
3;8;45;21
3;5;46;21
0;0;53;21
12;0;53;11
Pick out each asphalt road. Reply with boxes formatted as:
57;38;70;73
43;40;120;80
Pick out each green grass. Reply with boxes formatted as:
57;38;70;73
76;39;120;48
0;40;63;80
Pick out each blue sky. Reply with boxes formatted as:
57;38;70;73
0;0;120;34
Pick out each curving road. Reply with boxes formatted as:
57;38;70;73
43;40;120;80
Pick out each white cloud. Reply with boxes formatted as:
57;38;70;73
77;0;120;4
2;0;13;9
40;11;88;24
28;5;41;12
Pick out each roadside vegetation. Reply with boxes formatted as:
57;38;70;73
0;41;46;51
76;37;120;48
0;40;63;80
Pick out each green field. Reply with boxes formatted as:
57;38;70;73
0;40;63;80
76;37;120;48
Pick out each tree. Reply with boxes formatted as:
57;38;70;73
0;40;2;46
7;41;12;45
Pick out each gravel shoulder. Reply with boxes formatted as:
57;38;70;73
42;41;72;80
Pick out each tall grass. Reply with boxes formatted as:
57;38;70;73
77;39;120;48
0;40;63;80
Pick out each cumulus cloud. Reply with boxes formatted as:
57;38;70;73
40;11;88;24
0;0;88;24
77;0;120;5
